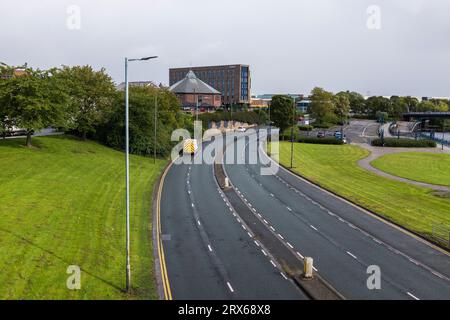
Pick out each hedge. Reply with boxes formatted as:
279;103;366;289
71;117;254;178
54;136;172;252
371;138;437;148
297;137;344;145
298;125;313;131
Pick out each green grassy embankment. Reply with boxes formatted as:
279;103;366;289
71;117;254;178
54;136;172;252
0;136;166;299
371;152;450;186
273;142;450;243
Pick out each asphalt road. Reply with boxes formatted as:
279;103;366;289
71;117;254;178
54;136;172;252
345;120;380;144
160;138;307;299
160;131;450;300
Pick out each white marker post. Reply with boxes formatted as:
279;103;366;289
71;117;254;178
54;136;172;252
303;257;314;279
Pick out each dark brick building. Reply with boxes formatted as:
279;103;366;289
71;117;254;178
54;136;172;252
169;64;251;106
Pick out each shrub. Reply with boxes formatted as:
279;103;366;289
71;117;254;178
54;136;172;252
313;123;333;129
371;138;437;148
298;125;313;131
297;137;344;145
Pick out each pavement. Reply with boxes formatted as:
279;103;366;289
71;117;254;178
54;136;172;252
159;129;450;300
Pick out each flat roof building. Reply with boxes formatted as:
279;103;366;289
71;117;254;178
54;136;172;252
169;64;251;106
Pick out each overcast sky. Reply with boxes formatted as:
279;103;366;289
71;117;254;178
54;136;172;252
1;0;449;96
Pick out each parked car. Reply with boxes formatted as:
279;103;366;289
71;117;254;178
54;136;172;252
317;131;325;138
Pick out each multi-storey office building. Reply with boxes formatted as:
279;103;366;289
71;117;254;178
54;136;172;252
169;64;251;106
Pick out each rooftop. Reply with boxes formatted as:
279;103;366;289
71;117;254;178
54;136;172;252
169;70;221;95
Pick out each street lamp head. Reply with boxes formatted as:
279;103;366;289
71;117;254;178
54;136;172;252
140;56;158;61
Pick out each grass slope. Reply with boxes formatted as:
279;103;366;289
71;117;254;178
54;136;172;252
274;142;450;242
371;152;450;186
0;136;166;299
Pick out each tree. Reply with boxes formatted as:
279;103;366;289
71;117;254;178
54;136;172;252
98;85;182;157
337;91;366;115
0;67;68;147
334;94;350;123
365;96;391;118
56;65;116;140
310;87;336;124
270;95;294;133
389;96;409;119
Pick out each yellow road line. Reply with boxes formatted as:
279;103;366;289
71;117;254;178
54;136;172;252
157;162;173;300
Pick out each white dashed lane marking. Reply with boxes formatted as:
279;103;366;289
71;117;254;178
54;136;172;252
347;251;357;260
227;282;235;293
407;292;420;300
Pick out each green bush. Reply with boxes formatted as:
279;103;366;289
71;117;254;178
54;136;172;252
313;123;333;129
298;125;313;131
371;138;437;148
297;136;344;145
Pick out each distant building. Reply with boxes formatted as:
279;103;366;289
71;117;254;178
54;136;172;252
250;97;271;109
116;81;156;91
253;93;310;113
0;68;27;79
296;98;311;113
169;64;251;106
169;70;222;111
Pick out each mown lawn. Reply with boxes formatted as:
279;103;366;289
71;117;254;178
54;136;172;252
273;142;450;241
371;152;450;186
0;136;166;299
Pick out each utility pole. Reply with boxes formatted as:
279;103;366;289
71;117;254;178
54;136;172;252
290;96;296;168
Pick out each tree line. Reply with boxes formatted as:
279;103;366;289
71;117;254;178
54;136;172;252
311;88;449;123
0;64;190;157
269;87;450;133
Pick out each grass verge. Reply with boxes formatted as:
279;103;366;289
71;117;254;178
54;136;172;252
273;142;450;244
0;136;166;299
371;152;450;186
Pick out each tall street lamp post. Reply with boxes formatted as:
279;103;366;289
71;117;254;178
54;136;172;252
290;96;296;168
124;55;158;292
